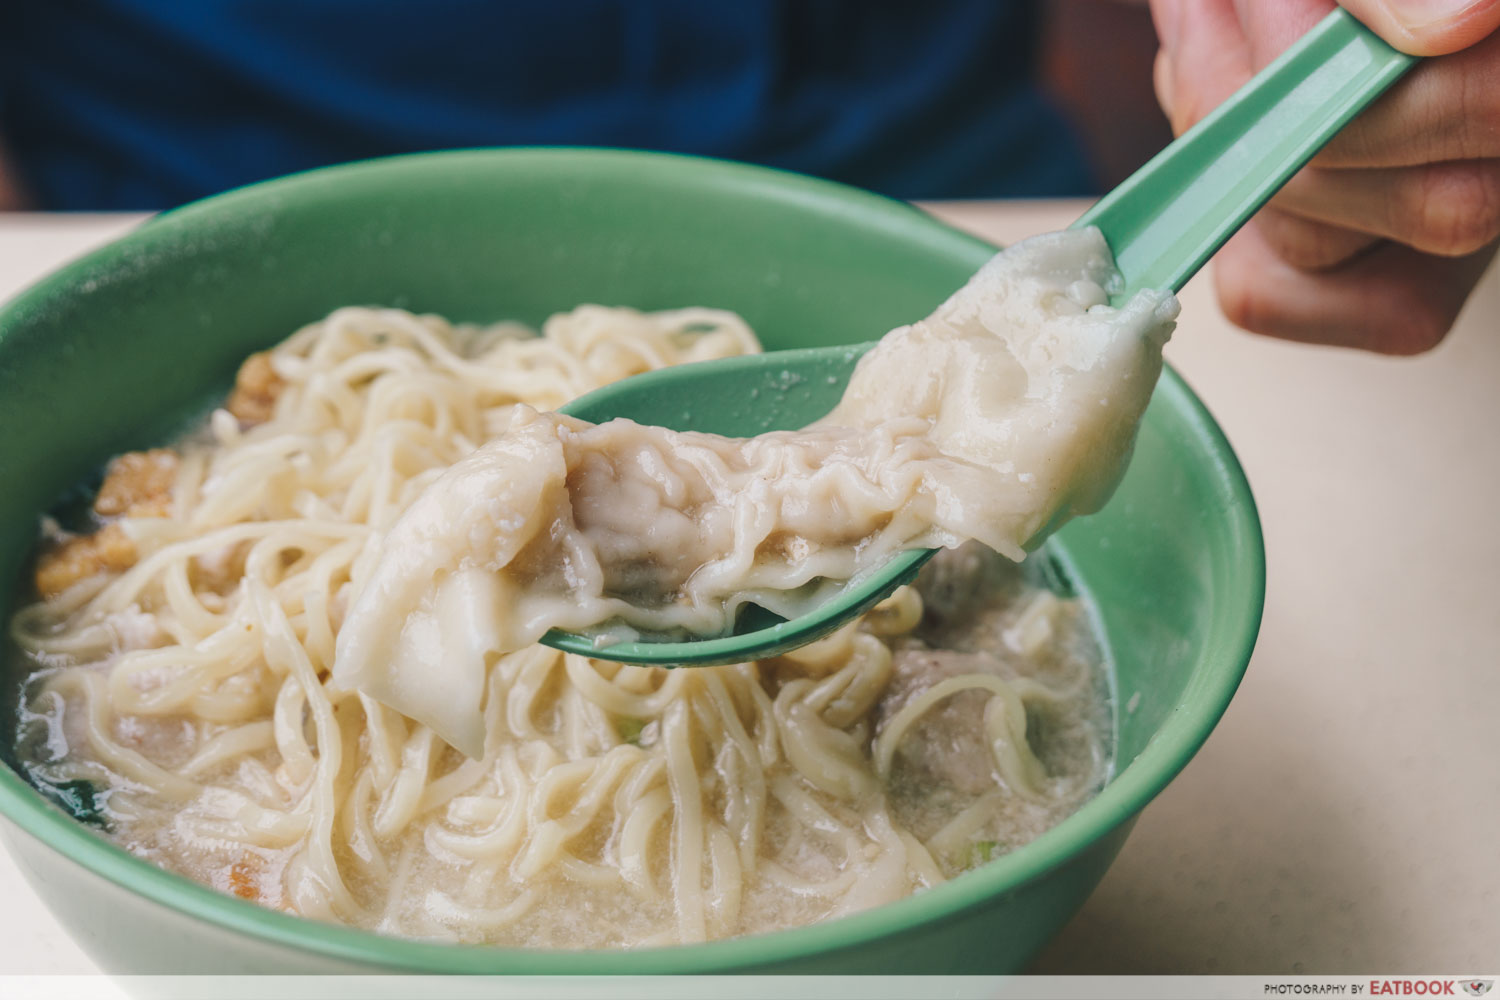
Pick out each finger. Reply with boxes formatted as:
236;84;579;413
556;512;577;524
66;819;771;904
1158;0;1254;134
1250;208;1383;269
1313;30;1500;167
1339;0;1500;55
1204;3;1500;166
1270;158;1500;256
1213;222;1498;353
1232;0;1338;69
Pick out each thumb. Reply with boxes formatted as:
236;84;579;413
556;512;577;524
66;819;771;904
1340;0;1500;55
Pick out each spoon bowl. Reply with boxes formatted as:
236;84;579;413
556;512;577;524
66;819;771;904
545;343;934;666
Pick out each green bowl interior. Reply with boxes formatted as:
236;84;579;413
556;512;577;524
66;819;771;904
0;149;1263;972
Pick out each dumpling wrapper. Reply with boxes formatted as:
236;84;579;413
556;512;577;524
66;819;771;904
332;228;1179;758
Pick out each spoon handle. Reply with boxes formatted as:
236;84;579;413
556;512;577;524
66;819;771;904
1074;8;1416;300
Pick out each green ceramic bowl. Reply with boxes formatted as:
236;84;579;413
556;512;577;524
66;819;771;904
0;149;1263;974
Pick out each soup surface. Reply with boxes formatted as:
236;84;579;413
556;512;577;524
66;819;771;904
7;229;1174;946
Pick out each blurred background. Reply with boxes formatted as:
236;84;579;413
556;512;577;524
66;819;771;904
0;0;1169;212
4;1;1499;979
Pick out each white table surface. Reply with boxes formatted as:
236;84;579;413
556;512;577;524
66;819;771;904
0;204;1495;975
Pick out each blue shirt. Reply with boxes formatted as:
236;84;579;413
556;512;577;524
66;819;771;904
1;1;1095;210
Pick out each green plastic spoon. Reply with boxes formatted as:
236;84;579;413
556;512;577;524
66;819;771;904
543;8;1415;667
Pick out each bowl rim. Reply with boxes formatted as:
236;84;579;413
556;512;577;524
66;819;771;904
0;147;1266;973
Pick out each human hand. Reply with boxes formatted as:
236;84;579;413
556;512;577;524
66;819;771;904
1150;0;1500;353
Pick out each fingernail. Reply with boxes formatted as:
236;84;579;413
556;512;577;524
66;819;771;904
1380;0;1485;29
